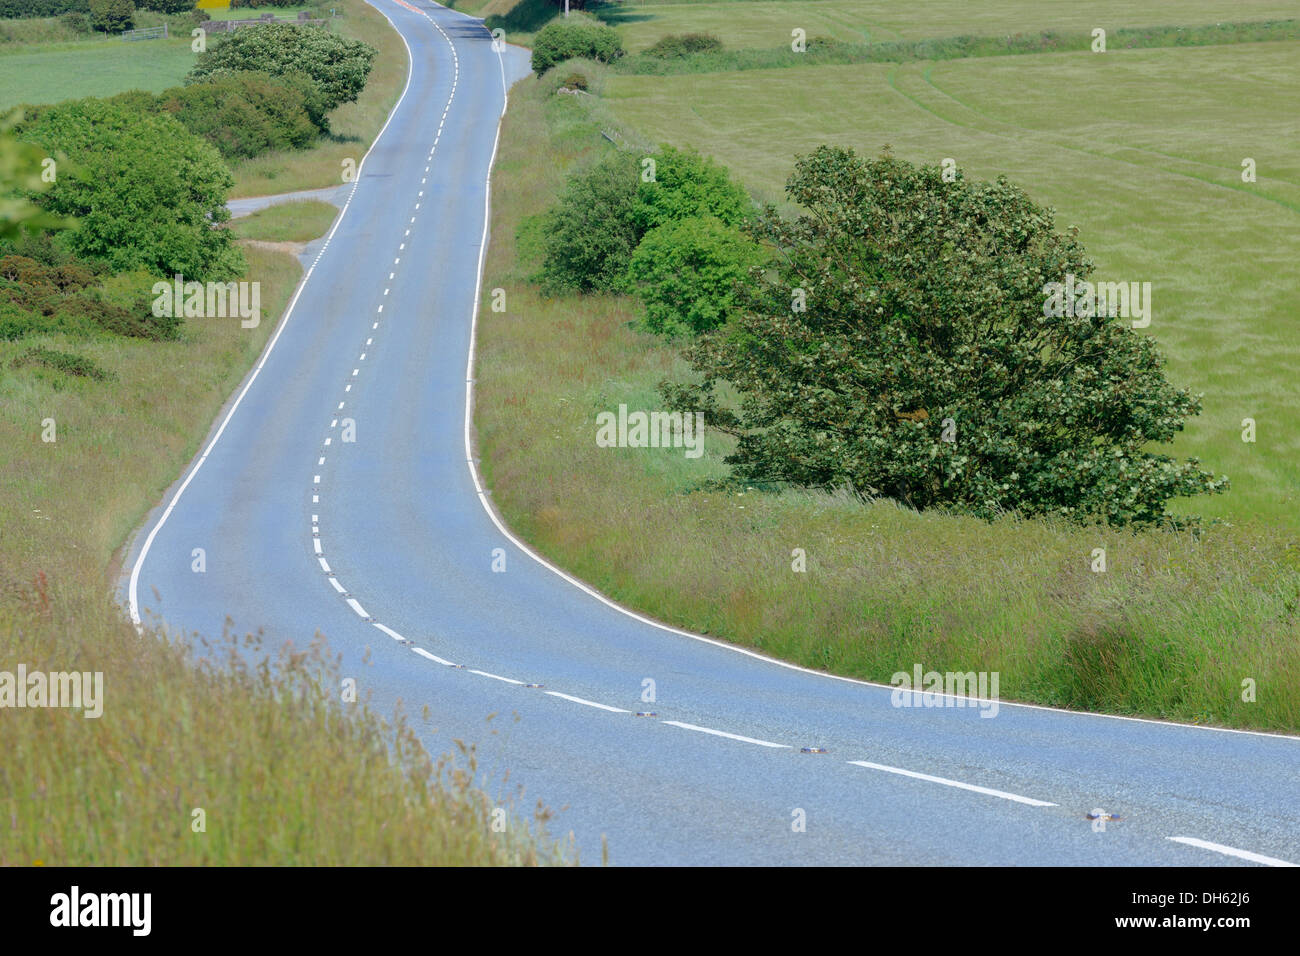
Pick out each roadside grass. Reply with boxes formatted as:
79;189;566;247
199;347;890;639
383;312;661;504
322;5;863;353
605;42;1300;530
472;63;1300;734
595;0;1300;52
230;0;409;197
229;199;339;241
0;239;569;864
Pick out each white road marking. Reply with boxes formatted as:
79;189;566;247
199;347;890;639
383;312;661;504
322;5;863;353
318;558;330;572
1168;837;1297;867
469;668;525;686
313;539;322;554
848;760;1057;807
346;598;368;618
329;578;345;594
663;720;789;749
545;691;629;714
412;646;457;667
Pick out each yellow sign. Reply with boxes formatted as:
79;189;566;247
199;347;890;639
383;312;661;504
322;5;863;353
196;0;229;10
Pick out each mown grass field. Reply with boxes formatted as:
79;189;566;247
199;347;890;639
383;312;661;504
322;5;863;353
604;42;1300;528
0;38;196;110
1;4;567;863
596;0;1299;51
472;11;1300;732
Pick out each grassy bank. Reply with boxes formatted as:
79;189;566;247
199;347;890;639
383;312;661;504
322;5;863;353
1;229;566;862
472;66;1300;734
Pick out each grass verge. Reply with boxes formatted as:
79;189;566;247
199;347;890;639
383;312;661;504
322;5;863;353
472;66;1300;735
229;199;340;242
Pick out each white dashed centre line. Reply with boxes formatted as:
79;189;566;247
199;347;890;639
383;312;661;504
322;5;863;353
663;720;790;749
1167;837;1297;867
545;691;629;714
848;760;1057;807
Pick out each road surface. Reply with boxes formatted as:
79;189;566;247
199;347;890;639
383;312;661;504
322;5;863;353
121;0;1300;866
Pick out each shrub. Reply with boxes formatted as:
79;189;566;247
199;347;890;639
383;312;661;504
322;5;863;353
531;18;624;74
0;254;180;340
11;345;112;380
136;0;193;11
538;144;753;294
155;71;320;158
634;144;752;231
0;0;88;18
59;10;91;31
560;72;587;91
88;0;133;32
17;97;243;281
662;146;1228;528
188;22;376;116
643;32;722;58
536;149;641;294
627;215;764;338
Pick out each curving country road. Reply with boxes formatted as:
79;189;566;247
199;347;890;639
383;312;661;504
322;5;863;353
120;0;1300;866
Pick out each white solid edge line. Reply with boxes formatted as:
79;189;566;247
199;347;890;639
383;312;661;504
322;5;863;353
469;668;525;685
848;760;1057;807
662;720;790;749
127;0;419;629
1167;836;1298;867
545;691;629;714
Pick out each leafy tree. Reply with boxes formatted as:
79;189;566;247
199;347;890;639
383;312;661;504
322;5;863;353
17;98;242;281
0;110;69;240
88;0;133;31
531;18;624;74
188;23;376;116
627;215;764;338
662;146;1227;528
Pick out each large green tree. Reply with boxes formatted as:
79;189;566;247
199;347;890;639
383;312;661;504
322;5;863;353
188;23;376;116
18;98;242;281
662;146;1227;528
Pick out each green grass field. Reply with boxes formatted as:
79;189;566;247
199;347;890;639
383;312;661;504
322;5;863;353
471;8;1300;732
603;42;1300;529
0;38;196;111
597;0;1300;51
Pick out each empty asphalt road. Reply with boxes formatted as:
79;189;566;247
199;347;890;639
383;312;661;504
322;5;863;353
120;0;1300;865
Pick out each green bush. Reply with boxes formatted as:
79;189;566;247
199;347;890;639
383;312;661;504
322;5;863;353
0;254;180;341
11;345;112;380
662;147;1228;528
643;33;722;59
155;71;320;157
634;144;752;231
0;0;87;18
17;97;243;282
88;0;133;32
137;0;193;12
536;149;641;294
560;72;587;91
188;22;376;116
531;18;624;75
538;144;753;294
627;215;764;338
58;10;91;31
